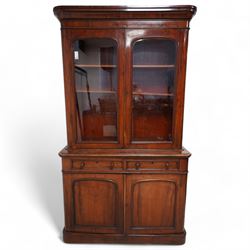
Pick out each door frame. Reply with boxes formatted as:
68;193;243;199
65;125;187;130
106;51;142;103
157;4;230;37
63;173;124;234
125;174;187;234
124;29;188;149
61;29;125;149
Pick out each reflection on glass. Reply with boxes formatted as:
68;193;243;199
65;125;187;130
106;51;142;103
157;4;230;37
132;39;176;142
73;39;118;142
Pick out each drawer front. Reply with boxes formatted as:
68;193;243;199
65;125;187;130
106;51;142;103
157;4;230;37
126;160;179;170
72;159;123;170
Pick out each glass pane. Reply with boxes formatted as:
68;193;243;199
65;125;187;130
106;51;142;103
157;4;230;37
132;39;176;142
73;39;118;142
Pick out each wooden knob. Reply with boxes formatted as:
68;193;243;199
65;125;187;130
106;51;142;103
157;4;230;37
80;162;85;169
110;162;114;170
165;162;169;169
135;162;141;169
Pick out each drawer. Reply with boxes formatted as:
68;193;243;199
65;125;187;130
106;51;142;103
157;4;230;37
126;160;179;170
72;159;123;170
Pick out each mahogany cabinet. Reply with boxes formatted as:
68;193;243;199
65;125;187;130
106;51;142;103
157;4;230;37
54;5;196;244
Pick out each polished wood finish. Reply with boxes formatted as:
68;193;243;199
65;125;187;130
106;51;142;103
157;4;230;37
63;173;124;234
126;174;186;234
54;5;196;244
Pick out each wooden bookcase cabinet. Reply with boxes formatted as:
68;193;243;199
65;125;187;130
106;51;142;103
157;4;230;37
54;5;196;244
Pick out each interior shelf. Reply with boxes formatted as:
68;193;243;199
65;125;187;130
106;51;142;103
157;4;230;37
76;89;116;94
133;92;173;96
76;90;172;96
75;64;117;68
75;64;175;69
133;64;175;68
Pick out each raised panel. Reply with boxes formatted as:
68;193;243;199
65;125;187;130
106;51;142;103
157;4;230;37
64;174;123;233
73;179;117;226
131;180;176;228
126;174;185;234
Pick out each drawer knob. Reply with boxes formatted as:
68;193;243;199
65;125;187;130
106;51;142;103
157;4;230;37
135;162;141;169
80;162;85;169
110;162;114;170
165;162;169;169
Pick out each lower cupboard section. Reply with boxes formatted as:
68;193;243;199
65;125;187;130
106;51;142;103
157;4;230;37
63;174;124;234
63;172;187;239
126;174;186;234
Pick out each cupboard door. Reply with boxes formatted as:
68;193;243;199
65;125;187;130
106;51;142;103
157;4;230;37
63;173;124;233
126;174;186;234
124;29;188;149
62;29;125;148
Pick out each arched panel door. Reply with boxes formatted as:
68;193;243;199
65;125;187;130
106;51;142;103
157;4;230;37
126;174;186;234
63;174;124;234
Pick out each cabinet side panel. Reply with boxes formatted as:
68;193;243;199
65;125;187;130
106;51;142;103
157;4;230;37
173;30;189;147
61;29;76;146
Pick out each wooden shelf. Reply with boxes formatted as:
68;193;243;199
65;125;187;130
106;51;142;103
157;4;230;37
133;64;175;68
76;90;172;96
75;64;117;68
75;64;175;69
76;89;116;94
133;92;173;97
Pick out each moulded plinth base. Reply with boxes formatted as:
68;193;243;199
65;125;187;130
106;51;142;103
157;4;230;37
63;228;186;245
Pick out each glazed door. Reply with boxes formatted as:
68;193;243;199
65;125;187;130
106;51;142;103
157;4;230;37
124;29;188;149
63;173;124;234
62;29;125;149
126;174;186;234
